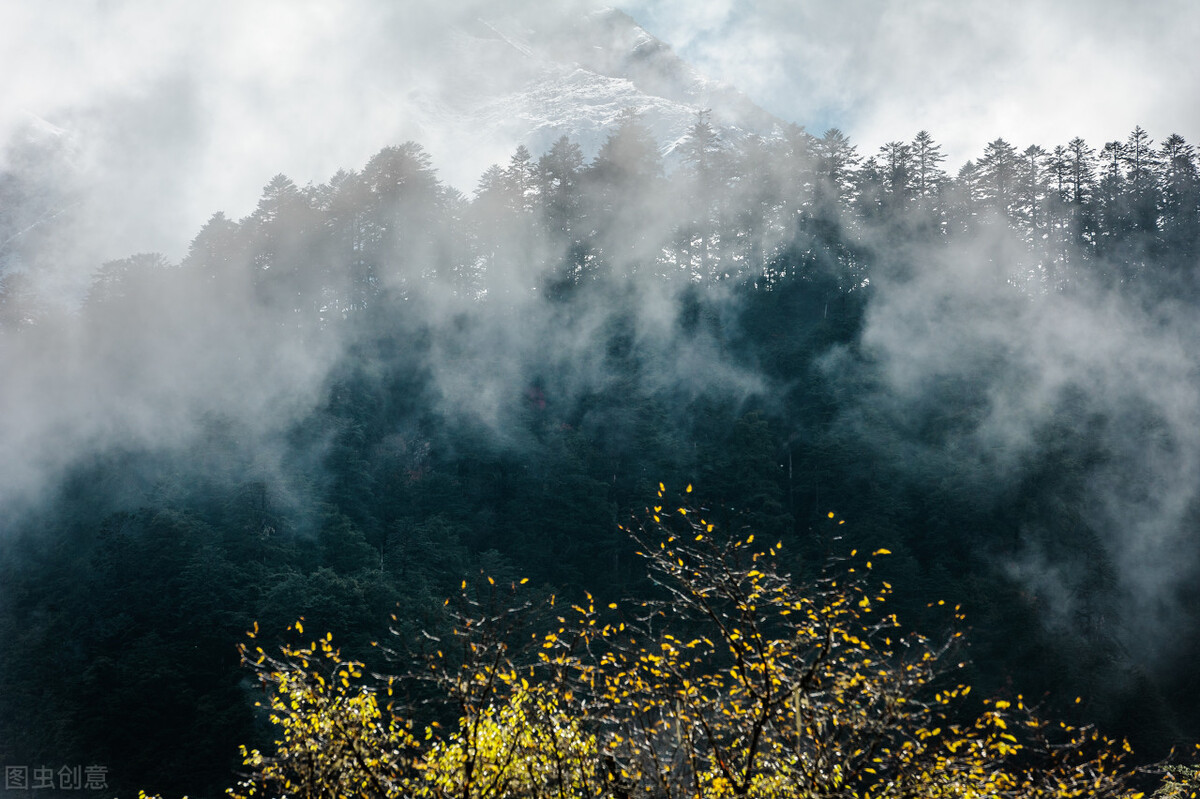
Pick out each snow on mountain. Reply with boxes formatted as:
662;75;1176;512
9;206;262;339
410;7;789;189
0;112;80;278
0;3;789;297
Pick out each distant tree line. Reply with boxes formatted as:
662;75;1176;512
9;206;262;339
6;115;1198;331
1;114;1199;797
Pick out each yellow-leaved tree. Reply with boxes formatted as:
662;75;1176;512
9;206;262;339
218;491;1195;799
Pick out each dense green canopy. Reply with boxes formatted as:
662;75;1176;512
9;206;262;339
3;119;1200;797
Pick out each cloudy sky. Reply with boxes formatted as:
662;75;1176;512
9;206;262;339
620;0;1200;163
2;0;1197;265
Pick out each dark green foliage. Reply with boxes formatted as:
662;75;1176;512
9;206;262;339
3;121;1200;797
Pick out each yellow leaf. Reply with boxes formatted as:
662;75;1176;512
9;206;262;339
873;548;892;555
686;483;693;493
828;511;835;518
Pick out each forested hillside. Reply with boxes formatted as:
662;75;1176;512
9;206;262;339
2;114;1200;797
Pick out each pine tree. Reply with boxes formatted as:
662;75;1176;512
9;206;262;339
949;159;983;232
1065;137;1098;251
978;138;1020;218
879;140;914;208
359;143;445;296
1017;145;1048;234
1066;137;1097;206
1158;133;1200;273
504;145;538;215
1096;140;1129;256
911;130;947;201
584;109;664;275
536;136;587;290
909;130;948;237
812;128;860;213
677;110;728;279
1123;126;1160;238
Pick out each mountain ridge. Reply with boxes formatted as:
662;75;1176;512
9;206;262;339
0;4;788;294
414;6;790;188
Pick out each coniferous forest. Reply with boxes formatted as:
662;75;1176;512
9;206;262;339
3;115;1200;797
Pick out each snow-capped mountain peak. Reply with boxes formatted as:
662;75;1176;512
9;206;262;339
409;6;787;188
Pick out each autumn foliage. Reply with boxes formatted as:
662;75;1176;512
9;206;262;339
224;490;1196;799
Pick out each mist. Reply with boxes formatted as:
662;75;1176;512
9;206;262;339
830;227;1200;662
0;0;601;292
622;0;1200;168
3;1;1200;791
